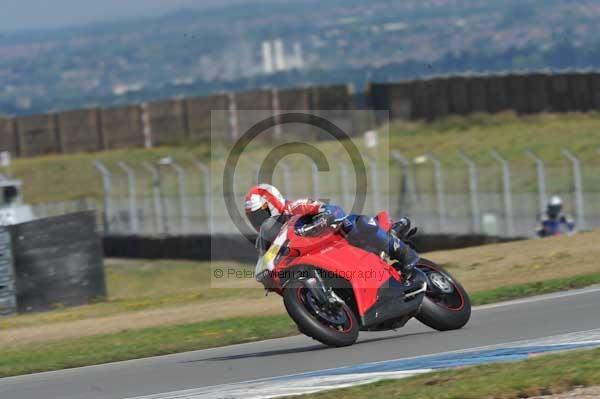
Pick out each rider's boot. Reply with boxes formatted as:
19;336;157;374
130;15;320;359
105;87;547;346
388;235;419;280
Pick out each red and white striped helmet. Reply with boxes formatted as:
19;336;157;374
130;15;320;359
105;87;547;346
244;184;287;231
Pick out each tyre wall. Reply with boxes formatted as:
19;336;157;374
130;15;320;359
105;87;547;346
10;211;106;313
103;233;520;263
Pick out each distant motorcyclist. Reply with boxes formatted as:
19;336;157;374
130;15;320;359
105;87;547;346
244;183;419;275
536;195;575;238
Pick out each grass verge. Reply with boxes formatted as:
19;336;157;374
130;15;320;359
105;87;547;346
469;272;600;305
7;111;600;203
0;259;261;331
2;272;600;378
0;315;296;378
292;348;600;399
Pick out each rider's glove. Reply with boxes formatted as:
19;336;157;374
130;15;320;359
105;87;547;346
296;212;334;237
392;217;417;239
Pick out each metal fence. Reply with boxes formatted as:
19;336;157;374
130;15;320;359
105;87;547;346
30;148;600;238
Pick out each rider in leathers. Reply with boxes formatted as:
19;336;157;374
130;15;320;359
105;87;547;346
244;183;419;275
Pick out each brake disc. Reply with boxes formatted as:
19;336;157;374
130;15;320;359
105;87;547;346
429;272;454;294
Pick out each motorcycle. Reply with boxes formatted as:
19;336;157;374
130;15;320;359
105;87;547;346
255;211;471;347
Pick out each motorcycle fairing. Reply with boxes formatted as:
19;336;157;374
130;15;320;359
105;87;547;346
360;270;427;327
282;239;401;319
375;211;392;232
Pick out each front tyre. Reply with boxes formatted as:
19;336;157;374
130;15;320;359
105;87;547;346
283;280;359;347
415;259;471;331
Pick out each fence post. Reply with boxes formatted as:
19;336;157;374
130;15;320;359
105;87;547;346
391;151;418;213
562;149;585;230
338;161;352;211
490;150;515;237
165;159;189;234
368;157;381;213
526;150;547;215
271;88;282;138
140;103;153;148
457;151;480;233
193;160;212;233
117;161;139;234
142;162;167;235
93;161;112;234
227;92;239;141
425;153;447;232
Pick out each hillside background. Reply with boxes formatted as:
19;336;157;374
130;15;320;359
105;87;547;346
3;0;600;116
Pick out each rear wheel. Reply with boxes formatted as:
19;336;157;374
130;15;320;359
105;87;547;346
415;259;471;331
283;279;359;347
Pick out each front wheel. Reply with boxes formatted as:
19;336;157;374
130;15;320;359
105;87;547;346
415;259;471;331
283;280;359;347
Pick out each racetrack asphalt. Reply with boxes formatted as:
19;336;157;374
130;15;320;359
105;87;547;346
2;286;600;399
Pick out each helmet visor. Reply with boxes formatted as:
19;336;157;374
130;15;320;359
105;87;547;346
247;207;271;232
547;204;562;218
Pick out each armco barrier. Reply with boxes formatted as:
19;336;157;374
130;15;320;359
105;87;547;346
10;211;106;313
103;233;520;263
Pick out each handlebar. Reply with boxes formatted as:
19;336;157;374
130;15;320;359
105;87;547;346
295;214;347;237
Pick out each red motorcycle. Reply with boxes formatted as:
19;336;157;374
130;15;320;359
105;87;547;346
255;211;471;347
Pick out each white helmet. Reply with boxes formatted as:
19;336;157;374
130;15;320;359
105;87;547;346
244;184;287;231
547;195;563;218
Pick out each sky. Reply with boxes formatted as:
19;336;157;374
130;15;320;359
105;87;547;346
0;0;252;32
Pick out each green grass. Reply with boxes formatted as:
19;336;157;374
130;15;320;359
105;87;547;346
105;258;258;302
6;111;600;204
0;259;261;330
0;315;297;378
293;347;600;399
469;272;600;305
2;271;600;377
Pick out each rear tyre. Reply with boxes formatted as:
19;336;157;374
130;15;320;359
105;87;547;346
283;280;359;347
415;259;471;331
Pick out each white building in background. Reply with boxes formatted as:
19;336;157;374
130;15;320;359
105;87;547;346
261;39;305;74
261;41;274;74
292;42;304;69
273;39;286;72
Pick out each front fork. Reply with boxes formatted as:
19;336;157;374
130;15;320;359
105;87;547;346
291;270;343;310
